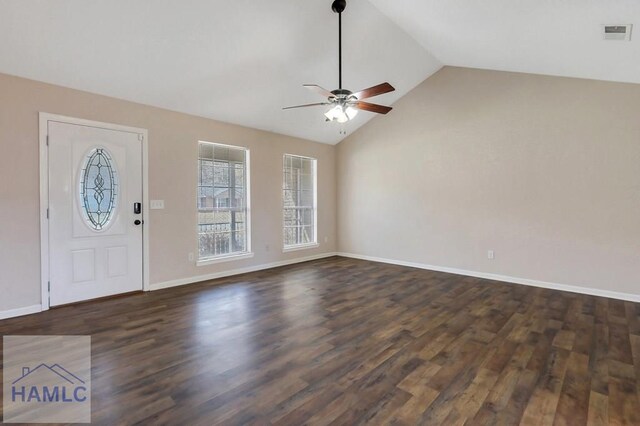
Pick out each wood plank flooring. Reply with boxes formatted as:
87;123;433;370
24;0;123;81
1;256;640;424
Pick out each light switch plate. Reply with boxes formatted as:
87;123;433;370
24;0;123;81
150;200;165;209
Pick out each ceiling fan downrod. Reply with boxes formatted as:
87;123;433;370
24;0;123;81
332;0;347;89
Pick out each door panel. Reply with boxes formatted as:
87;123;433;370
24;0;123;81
48;121;143;306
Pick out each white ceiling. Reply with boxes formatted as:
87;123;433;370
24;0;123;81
0;1;638;145
369;0;640;85
0;0;440;144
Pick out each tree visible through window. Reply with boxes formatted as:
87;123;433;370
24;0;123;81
283;154;317;248
198;142;249;259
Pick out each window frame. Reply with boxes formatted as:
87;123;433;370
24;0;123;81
282;153;318;252
196;141;252;266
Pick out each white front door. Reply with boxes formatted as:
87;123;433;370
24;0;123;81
48;120;144;306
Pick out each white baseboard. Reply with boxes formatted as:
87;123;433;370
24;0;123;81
5;252;634;320
0;304;43;321
336;252;640;303
150;252;337;291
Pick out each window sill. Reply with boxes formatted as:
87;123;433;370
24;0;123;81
283;243;319;253
197;252;254;267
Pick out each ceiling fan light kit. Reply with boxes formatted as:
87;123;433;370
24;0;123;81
325;104;358;123
283;0;396;126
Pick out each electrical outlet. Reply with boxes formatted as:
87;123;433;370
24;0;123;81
265;244;270;252
487;250;495;260
324;236;329;243
188;252;194;262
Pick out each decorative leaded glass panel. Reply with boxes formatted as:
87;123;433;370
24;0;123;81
80;148;118;230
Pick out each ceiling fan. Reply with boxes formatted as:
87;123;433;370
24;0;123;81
283;0;395;124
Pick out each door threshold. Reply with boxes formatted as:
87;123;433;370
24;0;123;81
51;290;145;309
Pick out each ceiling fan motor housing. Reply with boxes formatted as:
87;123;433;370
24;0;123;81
331;89;354;99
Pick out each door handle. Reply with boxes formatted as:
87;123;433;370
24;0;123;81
134;220;143;226
134;202;142;215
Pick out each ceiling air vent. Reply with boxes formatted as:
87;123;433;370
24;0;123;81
603;24;632;41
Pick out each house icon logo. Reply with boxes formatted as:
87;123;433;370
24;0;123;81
11;363;88;403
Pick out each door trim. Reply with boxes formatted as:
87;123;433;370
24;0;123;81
39;113;150;311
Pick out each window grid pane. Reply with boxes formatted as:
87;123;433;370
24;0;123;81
198;142;248;259
283;155;317;247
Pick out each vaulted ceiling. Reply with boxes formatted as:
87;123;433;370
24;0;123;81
369;0;640;85
0;0;637;144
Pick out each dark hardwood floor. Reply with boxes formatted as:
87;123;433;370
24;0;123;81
1;256;640;425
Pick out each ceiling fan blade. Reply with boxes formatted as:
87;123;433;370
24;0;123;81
352;101;392;115
304;84;335;98
352;82;395;100
282;102;329;110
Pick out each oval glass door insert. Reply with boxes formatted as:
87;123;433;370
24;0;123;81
80;148;118;230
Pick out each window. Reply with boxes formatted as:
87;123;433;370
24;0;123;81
198;142;250;261
283;154;317;249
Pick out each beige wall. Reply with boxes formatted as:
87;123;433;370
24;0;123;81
0;73;336;312
337;67;640;296
3;65;640;313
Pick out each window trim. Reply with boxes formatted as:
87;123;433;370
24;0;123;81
282;153;318;251
196;251;254;267
282;242;319;253
197;141;252;264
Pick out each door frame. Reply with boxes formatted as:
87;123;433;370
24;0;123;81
39;113;150;311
